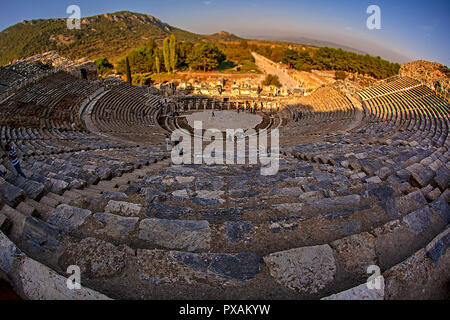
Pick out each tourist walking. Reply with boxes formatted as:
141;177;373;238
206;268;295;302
5;142;26;178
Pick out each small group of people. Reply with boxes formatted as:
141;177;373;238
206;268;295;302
0;141;27;179
237;106;258;114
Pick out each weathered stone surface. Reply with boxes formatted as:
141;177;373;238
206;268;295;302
402;206;433;235
298;191;323;202
434;166;449;190
121;185;140;196
22;216;61;252
394;169;411;183
137;249;260;284
426;188;441;202
264;245;336;294
321;281;385;300
201;208;242;222
269;217;302;233
425;227;449;265
335;221;361;235
47;204;92;234
172;251;260;282
60;238;127;278
16;254;110;300
48;178;69;194
0;231;24;275
173;189;225;203
96;167;112;180
269;187;303;197
271;203;303;214
0;178;26;207
406;163;434;187
17;177;45;200
308;195;360;211
175;176;195;184
366;176;382;184
398;182;415;194
383;248;449;300
368;185;395;200
330;232;377;279
407;190;428;205
223;221;253;244
103;191;128;200
429;197;450;224
139;218;210;251
93;212;139;238
372;219;414;270
148;204;193;219
0;214;11;233
105;200;141;216
376;167;393;181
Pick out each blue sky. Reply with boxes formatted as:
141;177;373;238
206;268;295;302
1;0;448;64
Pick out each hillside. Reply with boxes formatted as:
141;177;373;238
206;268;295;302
0;11;242;65
400;60;449;95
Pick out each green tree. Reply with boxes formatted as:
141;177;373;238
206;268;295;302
186;42;226;72
155;56;161;73
262;74;282;87
126;56;132;84
94;57;113;75
282;49;299;68
169;34;178;72
163;37;171;73
335;70;347;80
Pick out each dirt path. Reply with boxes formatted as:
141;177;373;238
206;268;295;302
252;52;300;90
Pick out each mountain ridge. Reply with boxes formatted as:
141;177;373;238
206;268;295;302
0;11;242;65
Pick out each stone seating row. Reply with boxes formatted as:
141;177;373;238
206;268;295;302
0;149;447;299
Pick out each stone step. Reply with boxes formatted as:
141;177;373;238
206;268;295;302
73;188;103;199
0;213;11;233
46;192;66;204
94;181;119;190
62;190;82;201
110;177;132;186
0;204;25;241
40;195;60;209
16;201;38;217
24;198;54;220
0;178;26;208
88;184;107;192
322;226;450;300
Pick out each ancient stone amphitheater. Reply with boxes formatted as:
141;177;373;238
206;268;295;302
0;56;448;300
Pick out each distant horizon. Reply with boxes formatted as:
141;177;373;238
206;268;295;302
1;1;448;66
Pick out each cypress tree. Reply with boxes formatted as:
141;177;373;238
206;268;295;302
169;34;178;72
155;56;161;74
163;37;170;72
126;57;132;84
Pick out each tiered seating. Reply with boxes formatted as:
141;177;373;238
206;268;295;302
1;147;447;299
355;78;449;148
282;86;358;138
0;60;51;94
0;59;448;300
0;71;102;130
358;77;421;101
90;84;164;138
